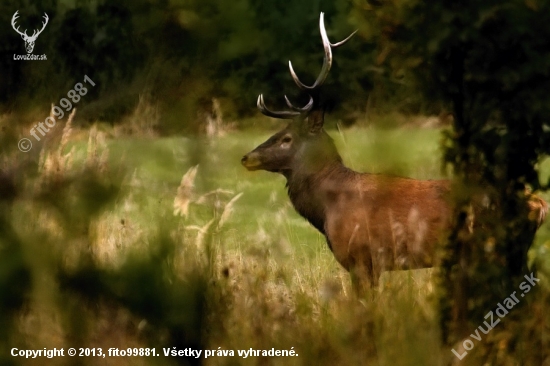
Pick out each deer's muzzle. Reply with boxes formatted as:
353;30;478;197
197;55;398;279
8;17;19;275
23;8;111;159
241;152;262;171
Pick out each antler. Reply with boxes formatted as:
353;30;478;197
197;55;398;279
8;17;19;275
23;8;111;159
257;13;356;120
257;94;313;119
284;95;314;112
11;11;27;37
30;13;49;39
289;12;357;91
11;11;48;40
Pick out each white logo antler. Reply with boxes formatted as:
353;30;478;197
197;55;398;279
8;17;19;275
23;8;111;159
11;11;49;54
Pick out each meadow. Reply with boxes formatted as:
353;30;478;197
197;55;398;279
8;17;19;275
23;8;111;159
5;115;550;366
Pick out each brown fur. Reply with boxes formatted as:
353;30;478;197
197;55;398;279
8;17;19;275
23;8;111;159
286;153;451;289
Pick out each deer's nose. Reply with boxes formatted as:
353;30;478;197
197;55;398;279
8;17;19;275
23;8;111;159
241;152;261;171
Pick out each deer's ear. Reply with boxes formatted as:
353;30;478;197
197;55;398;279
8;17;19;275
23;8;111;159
307;110;324;134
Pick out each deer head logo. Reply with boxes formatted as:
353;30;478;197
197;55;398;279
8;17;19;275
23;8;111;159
11;11;49;54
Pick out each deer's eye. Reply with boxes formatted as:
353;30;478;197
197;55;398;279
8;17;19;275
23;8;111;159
281;136;292;144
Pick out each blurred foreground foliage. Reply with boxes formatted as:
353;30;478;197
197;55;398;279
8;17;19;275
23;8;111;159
356;0;550;363
0;118;212;366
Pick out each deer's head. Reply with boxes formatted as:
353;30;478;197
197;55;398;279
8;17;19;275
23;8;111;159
12;11;49;54
241;13;355;177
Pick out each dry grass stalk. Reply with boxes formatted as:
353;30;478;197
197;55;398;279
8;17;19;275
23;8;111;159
218;192;243;229
37;106;76;184
185;218;215;249
115;92;160;137
86;123;109;173
206;98;224;137
173;164;237;219
195;188;234;205
60;107;76;149
173;165;199;217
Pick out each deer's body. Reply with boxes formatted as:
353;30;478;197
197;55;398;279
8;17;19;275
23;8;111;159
241;13;546;290
247;126;452;288
288;163;451;275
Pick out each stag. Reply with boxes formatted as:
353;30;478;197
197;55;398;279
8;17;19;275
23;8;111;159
241;13;547;291
12;11;49;54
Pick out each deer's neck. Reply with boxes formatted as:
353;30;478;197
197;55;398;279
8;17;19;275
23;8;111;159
285;158;352;235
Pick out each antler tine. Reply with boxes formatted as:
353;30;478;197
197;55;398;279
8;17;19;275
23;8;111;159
11;11;28;37
257;94;301;120
288;12;356;91
34;13;49;37
288;12;331;91
330;29;358;48
11;11;19;27
41;13;49;28
284;95;314;112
